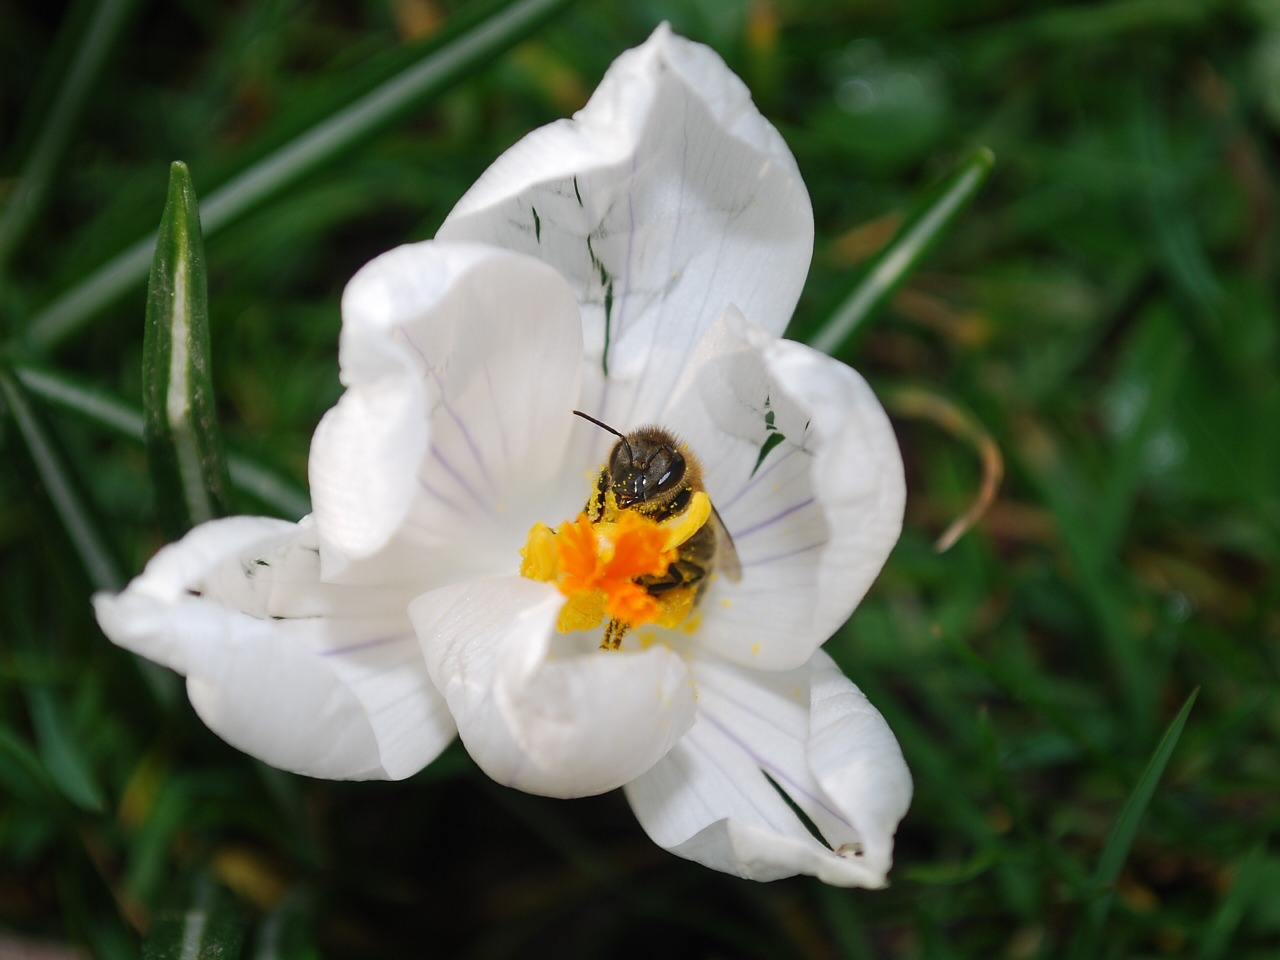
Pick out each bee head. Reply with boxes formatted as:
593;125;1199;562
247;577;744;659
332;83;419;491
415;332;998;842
607;432;685;508
572;410;689;510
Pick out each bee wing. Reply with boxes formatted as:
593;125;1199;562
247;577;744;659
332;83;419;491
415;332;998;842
709;502;743;583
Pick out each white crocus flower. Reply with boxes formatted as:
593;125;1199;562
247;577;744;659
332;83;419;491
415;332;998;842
94;25;911;887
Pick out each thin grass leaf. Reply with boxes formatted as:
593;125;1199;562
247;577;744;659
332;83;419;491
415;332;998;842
144;162;232;538
1133;88;1223;332
26;686;105;812
1095;307;1188;559
12;361;309;519
222;460;309;522
806;147;995;356
0;726;60;802
0;0;138;272
1070;687;1199;959
25;0;577;353
814;887;875;960
13;362;144;436
1020;417;1158;734
142;876;246;960
1197;843;1267;960
0;366;124;592
249;890;317;960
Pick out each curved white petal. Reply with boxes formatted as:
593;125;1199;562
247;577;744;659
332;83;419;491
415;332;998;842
311;241;585;580
438;24;813;428
410;577;697;798
93;516;454;780
624;651;910;887
657;307;904;670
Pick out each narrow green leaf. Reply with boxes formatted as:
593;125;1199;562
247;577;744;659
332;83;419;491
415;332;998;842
26;686;105;812
12;362;310;519
1095;306;1189;558
142;877;247;960
806;147;995;356
26;0;577;353
250;890;318;960
124;776;191;906
144;161;232;538
1070;687;1199;959
0;726;60;802
0;0;138;271
814;886;875;960
0;366;124;591
222;459;309;522
13;362;144;437
1198;843;1267;960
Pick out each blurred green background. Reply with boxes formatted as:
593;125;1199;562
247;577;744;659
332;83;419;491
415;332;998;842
2;0;1277;957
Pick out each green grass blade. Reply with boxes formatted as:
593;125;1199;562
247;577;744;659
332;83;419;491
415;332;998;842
249;890;318;960
0;366;124;591
815;886;876;960
142;876;247;960
12;362;310;519
806;147;994;356
12;362;144;436
1197;843;1267;960
26;686;106;812
1070;687;1199;959
222;460;309;522
144;162;232;538
25;0;576;353
0;726;59;802
0;0;138;273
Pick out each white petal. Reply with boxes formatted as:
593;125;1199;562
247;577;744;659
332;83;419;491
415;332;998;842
410;577;697;798
438;24;813;428
624;651;910;887
807;651;914;881
93;517;455;780
310;241;585;579
658;308;904;670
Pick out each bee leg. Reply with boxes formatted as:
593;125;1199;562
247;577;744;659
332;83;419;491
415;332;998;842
601;618;630;651
584;471;608;521
638;558;706;596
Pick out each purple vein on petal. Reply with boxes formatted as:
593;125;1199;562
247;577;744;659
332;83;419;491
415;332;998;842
698;707;855;836
684;725;784;827
431;445;497;520
741;540;826;569
417;475;469;517
614;157;641;428
321;633;409;657
719;444;802;512
732;497;815;540
396;326;494;486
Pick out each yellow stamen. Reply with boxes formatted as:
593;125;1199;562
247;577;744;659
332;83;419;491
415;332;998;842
520;491;712;638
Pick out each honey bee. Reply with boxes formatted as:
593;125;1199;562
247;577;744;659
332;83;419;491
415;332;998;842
573;410;741;648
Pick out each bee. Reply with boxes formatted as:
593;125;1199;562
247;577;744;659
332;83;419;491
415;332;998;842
573;410;742;648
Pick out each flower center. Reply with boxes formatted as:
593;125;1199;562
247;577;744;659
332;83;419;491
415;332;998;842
519;489;711;645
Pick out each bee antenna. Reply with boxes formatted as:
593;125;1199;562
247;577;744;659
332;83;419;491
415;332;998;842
572;409;625;440
572;409;633;460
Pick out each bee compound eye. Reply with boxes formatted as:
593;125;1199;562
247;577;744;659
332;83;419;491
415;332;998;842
608;443;633;482
652;450;684;492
